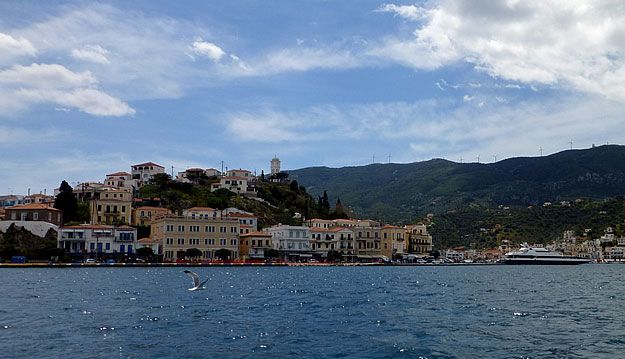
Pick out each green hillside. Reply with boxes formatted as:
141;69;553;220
289;145;625;223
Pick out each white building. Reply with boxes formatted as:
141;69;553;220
131;162;165;188
265;225;311;260
58;225;138;259
104;172;133;189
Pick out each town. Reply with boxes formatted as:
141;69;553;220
1;157;623;265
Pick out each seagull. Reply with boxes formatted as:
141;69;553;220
183;270;209;291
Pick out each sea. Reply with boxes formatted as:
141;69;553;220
1;264;623;358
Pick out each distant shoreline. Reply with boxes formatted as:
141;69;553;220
0;262;502;268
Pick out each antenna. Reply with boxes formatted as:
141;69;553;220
459;157;463;164
493;154;497;162
569;139;573;150
171;166;174;178
388;153;391;164
539;146;543;156
476;155;480;163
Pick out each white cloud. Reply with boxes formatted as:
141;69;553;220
0;32;37;63
376;0;625;100
191;39;225;61
0;63;133;116
462;94;473;102
376;4;426;21
71;45;110;64
0;63;96;88
17;88;135;116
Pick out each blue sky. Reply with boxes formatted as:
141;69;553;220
2;0;625;194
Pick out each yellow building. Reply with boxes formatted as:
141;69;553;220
354;226;381;256
405;224;433;254
381;225;405;259
132;206;172;226
239;231;272;259
90;186;133;225
151;216;240;261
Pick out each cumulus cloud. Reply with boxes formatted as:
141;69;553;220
0;32;37;63
0;63;96;88
0;63;133;116
375;4;427;21
375;0;625;100
71;45;110;64
190;39;226;61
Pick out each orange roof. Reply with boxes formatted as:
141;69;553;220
226;212;256;218
382;225;402;229
133;162;164;168
185;168;204;172
62;224;135;230
6;203;60;211
106;172;130;176
138;238;158;244
135;206;170;211
229;169;251;173
221;176;248;180
240;231;272;237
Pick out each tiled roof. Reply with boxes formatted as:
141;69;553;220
6;203;60;211
226;212;256;218
133;162;164;168
62;224;135;230
106;172;131;176
240;231;272;237
135;206;169;211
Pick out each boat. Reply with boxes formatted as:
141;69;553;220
502;243;591;265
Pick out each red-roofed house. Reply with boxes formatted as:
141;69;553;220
131;162;165;188
4;203;63;226
240;231;273;259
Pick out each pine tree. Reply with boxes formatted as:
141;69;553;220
54;180;77;224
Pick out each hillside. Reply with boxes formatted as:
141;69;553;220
289;145;625;223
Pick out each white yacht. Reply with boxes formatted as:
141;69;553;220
502;243;590;265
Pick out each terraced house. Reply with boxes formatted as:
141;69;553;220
152;214;240;261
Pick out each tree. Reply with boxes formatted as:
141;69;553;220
136;247;154;258
327;250;342;262
54;180;77;224
264;248;279;259
322;190;330;215
214;248;231;261
290;180;299;191
185;248;202;259
260;170;265;182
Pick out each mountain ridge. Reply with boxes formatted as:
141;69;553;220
289;145;625;223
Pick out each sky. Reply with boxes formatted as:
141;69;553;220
2;0;625;195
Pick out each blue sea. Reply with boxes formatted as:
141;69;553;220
1;265;623;358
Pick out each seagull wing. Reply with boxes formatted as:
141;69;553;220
183;270;201;288
199;277;210;288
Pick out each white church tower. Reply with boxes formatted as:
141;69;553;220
271;156;281;175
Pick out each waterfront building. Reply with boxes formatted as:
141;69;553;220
354;225;381;256
265;224;311;260
132;206;172;226
270;156;281;175
89;186;133;225
310;227;355;257
239;231;273;259
405;224;433;254
445;249;465;262
381;225;405;259
58;224;137;259
224;211;258;234
4;203;63;226
137;237;160;255
151;216;240;261
307;218;335;229
131;162;165;188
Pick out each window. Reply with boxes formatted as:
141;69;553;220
122;206;126;213
220;239;226;245
166;238;174;245
33;212;39;220
231;239;237;246
231;227;237;233
105;243;111;251
220;226;226;233
178;238;185;245
166;225;174;232
177;225;185;232
98;205;102;211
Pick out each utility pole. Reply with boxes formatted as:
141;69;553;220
476;155;480;163
372;154;375;164
459;157;463;164
493;154;497;162
171;166;174;178
569;139;573;150
388;153;391;164
539;146;543;156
